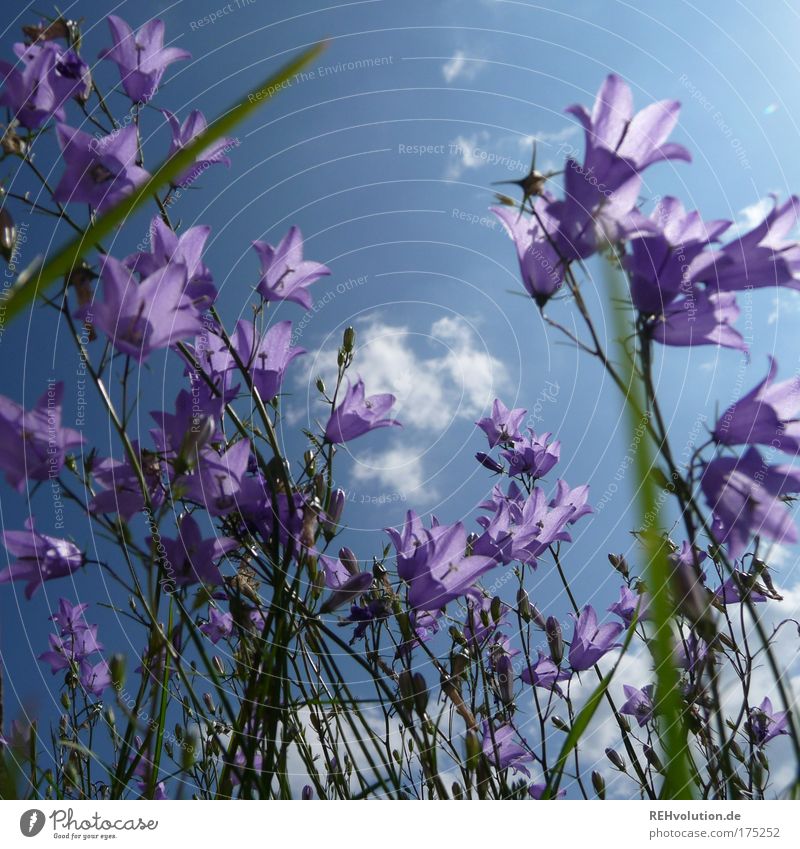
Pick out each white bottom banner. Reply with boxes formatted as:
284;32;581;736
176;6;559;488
0;800;797;847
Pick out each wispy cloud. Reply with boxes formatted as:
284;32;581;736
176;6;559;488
441;50;485;84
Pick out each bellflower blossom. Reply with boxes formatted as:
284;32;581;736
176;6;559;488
161;515;237;586
85;254;204;362
0;382;83;491
747;698;790;746
386;513;496;613
99;15;190;103
125;216;218;307
713;357;800;452
620;684;655;727
324;378;400;444
253;226;330;308
52;124;150;212
700;446;800;558
492;204;565;306
161;108;236;187
568;605;624;671
0;519;84;598
476;398;527;447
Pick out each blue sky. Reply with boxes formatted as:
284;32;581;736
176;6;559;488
2;0;800;793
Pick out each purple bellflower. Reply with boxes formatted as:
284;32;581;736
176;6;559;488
86;254;203;361
162;108;236;187
620;684;655;727
492;204;565;306
99;15;190;103
0;382;84;492
125;216;217;307
700;446;800;558
713;357;800;452
476;398;527;447
161;515;237;586
747;697;789;746
253;226;330;308
53;124;150;212
200;607;233;644
0;519;84;598
324;378;400;444
568;605;624;671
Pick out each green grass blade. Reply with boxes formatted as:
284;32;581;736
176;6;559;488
606;261;694;799
2;41;326;324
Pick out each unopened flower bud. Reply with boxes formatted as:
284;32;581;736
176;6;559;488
302;785;314;800
475;452;504;474
339;546;359;576
608;553;629;577
591;770;606;799
530;603;547;630
606;748;626;771
546;616;563;665
203;693;216;714
496;653;514;707
315;376;326;394
465;729;481;769
110;653;126;689
551;715;569;731
321;488;345;537
643;743;663;773
412;672;429;716
342;326;356;353
213;656;225;676
490;596;503;624
516;588;532;622
0;208;16;262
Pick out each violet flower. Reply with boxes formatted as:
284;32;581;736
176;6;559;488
501;429;560;478
608;585;650;626
649;288;746;351
161;515;237;587
521;651;570;695
253;226;330;308
125;216;217;307
99;15;190;103
620;684;655;727
181;439;253;516
700;446;800;558
566;74;691;174
387;514;496;613
747;697;789;746
0;382;84;492
481;721;534;776
324;378;400;444
86;254;203;361
0;519;84;598
200;607;233;644
476;398;527;448
713;357;800;452
162;108;236;187
568;605;623;671
228;319;305;402
492;204;565;306
52;124;150;212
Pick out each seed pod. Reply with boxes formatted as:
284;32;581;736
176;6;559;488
591;770;606;799
546;616;564;665
606;747;626;771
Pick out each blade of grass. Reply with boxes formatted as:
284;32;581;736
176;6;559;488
3;41;327;323
605;260;694;799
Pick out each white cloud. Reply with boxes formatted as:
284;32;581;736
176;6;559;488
441;51;485;84
303;314;509;432
445;131;492;179
350;445;433;501
726;198;773;239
